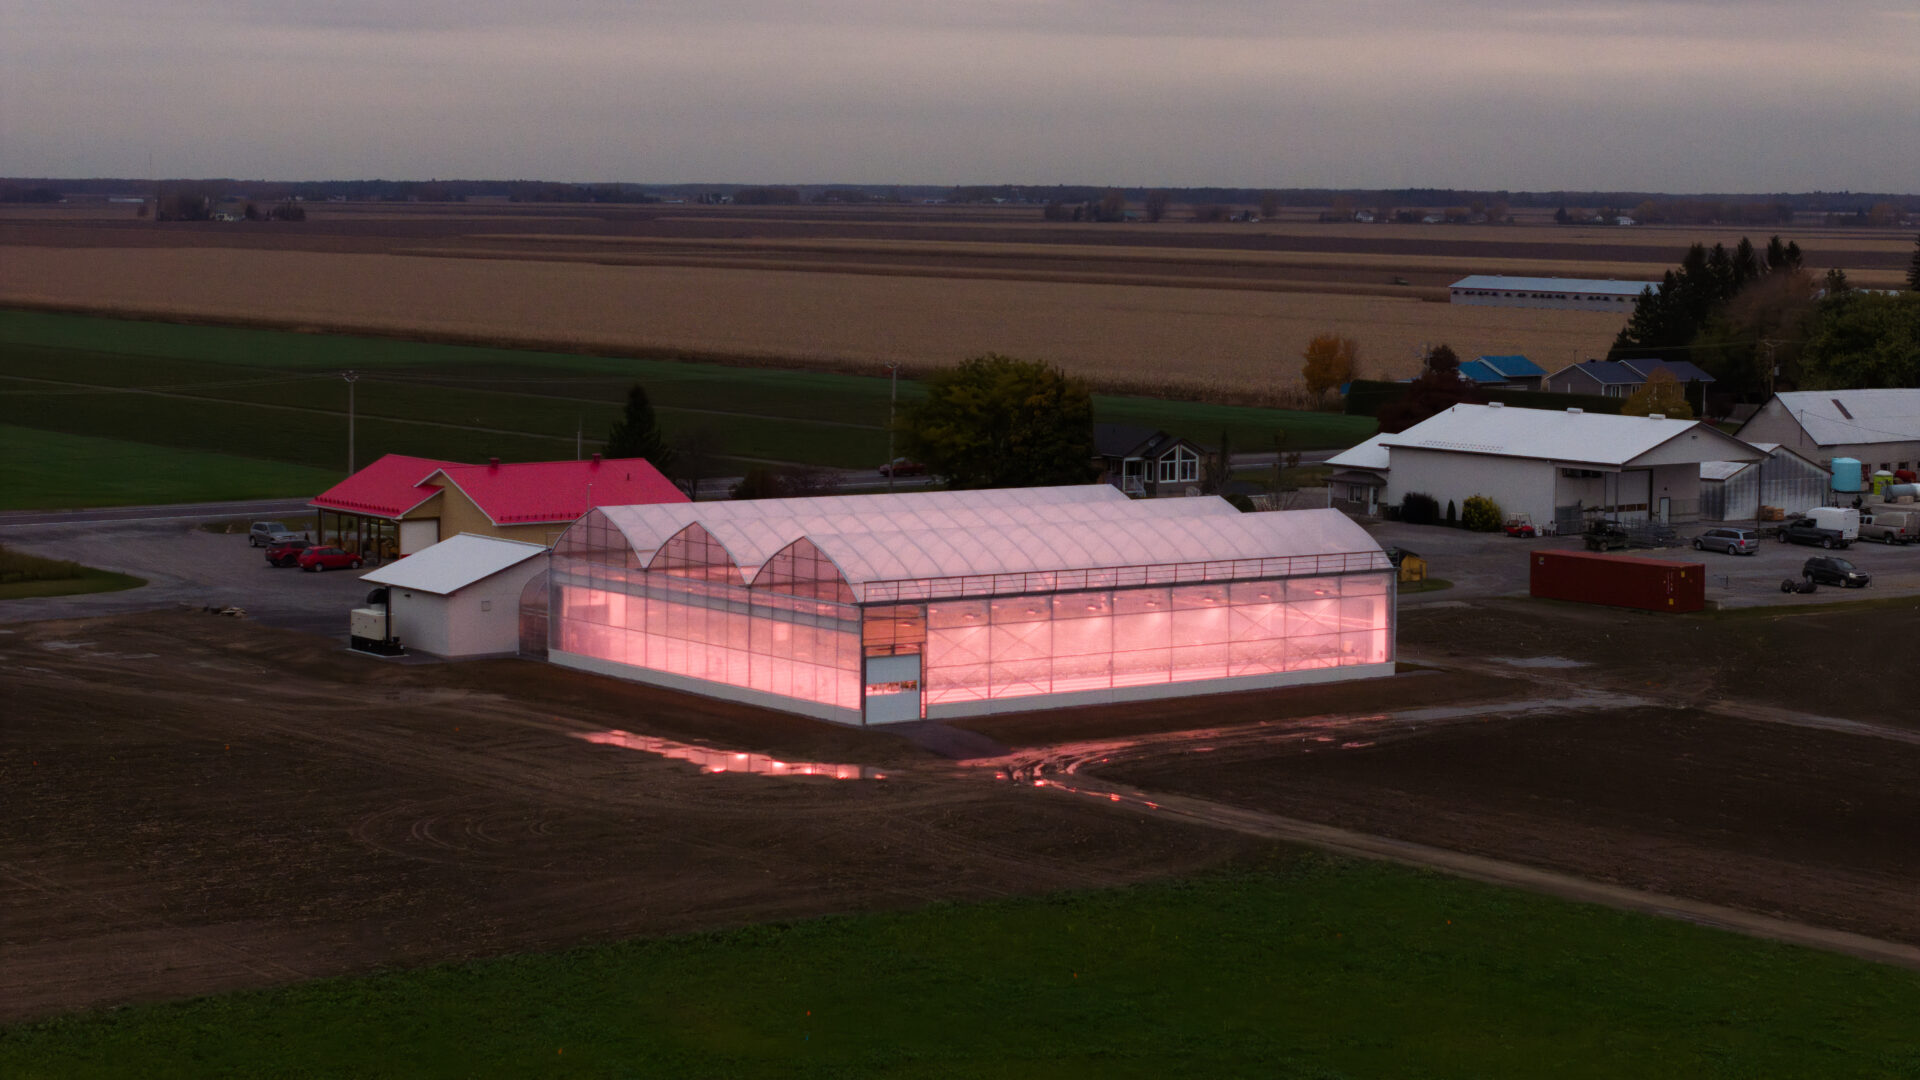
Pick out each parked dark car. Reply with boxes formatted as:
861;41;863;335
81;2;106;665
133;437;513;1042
1777;519;1848;549
1802;556;1870;588
296;546;363;572
264;539;312;567
878;458;927;477
1692;526;1759;555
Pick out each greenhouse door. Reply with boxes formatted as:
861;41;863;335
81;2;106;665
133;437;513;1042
863;654;922;725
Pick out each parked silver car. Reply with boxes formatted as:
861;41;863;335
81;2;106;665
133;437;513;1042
248;520;304;547
1692;526;1759;555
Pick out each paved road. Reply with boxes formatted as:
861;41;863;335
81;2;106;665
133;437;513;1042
0;498;317;529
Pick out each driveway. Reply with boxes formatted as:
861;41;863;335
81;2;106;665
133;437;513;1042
1;514;371;634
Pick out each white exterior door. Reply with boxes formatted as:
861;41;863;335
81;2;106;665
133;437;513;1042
399;518;440;555
863;654;922;724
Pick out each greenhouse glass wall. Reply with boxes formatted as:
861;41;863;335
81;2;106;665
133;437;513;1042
546;486;1395;724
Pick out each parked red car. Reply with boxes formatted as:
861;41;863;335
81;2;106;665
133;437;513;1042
264;538;312;567
297;546;363;572
878;458;927;477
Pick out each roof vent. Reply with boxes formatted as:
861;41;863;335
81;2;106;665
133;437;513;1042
1566;407;1583;414
591;452;602;465
1487;401;1505;408
1648;413;1665;420
489;457;501;468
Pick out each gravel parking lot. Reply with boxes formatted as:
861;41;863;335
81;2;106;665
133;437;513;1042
1365;518;1920;609
0;516;372;632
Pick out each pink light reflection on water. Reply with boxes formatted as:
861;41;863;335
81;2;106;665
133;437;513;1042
572;729;886;780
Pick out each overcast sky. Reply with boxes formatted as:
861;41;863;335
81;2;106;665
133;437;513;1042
3;1;1917;191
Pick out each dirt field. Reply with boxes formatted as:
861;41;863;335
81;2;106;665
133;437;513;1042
0;612;1259;1022
1099;706;1920;947
8;575;1919;1021
3;202;1908;397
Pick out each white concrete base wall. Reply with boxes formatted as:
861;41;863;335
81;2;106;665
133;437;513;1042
551;649;863;725
926;662;1395;720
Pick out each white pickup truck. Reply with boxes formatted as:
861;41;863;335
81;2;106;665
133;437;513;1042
1857;511;1917;545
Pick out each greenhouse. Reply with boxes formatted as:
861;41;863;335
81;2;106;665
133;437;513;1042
545;486;1396;724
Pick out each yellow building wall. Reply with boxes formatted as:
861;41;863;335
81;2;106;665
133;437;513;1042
408;484;567;548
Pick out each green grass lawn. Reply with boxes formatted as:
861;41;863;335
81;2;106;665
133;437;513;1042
0;541;146;598
6;856;1916;1079
0;424;342;510
0;310;1377;476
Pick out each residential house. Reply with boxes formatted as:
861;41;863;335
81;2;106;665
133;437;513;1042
1093;424;1210;497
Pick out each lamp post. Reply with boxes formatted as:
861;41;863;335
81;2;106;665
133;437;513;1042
342;370;359;473
885;362;901;492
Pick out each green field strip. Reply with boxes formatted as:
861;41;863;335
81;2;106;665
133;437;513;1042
0;310;1376;471
4;856;1916;1078
0;424;344;510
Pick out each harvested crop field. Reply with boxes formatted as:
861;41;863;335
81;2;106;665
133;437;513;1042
5;201;1909;396
0;247;1624;395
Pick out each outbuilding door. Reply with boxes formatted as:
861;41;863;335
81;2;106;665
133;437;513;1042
863;654;922;724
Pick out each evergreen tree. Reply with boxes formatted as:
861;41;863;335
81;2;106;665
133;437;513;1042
605;384;673;470
1907;232;1920;292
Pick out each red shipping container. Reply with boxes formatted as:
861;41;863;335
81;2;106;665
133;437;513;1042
1529;550;1705;613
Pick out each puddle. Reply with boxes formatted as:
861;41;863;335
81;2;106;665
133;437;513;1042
1490;656;1590;669
572;730;887;780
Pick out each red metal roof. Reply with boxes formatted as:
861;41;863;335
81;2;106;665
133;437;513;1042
310;454;456;518
312;454;687;523
428;456;688;525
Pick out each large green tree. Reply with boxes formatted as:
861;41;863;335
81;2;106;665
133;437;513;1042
899;354;1097;489
1796;292;1920;390
604;384;673;471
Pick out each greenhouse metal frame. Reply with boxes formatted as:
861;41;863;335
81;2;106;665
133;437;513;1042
546;486;1396;724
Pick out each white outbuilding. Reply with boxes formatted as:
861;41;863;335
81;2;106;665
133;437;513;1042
1377;403;1763;530
358;534;549;658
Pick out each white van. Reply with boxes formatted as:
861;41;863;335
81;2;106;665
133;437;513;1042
1805;506;1860;541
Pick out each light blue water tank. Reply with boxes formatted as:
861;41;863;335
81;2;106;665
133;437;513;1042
1830;457;1864;493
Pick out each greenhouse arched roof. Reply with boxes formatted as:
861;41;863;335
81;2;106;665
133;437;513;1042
587;485;1386;602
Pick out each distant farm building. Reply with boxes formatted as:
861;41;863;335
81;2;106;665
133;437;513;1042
312;453;686;561
1449;275;1652;311
1456;354;1547;391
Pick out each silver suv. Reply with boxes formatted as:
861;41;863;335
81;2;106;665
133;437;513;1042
248;520;304;547
1692;526;1758;555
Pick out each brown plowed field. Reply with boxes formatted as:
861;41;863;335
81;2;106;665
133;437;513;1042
3;202;1909;396
0;612;1259;1021
1098;706;1920;947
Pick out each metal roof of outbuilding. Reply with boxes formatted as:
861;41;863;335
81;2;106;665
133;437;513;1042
1476;354;1545;377
1757;390;1920;447
1325;433;1392;472
1450;275;1655;296
361;533;547;595
1377;403;1763;468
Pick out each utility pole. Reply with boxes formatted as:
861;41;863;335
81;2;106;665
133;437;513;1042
576;415;583;460
342;370;360;473
885;362;901;492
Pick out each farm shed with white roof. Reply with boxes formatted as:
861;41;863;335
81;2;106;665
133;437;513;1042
1378;403;1763;529
360;533;548;658
1735;390;1920;475
1449;275;1653;311
543;485;1395;724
